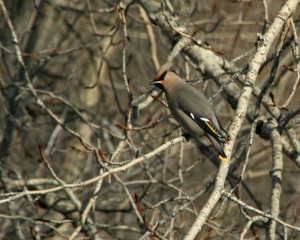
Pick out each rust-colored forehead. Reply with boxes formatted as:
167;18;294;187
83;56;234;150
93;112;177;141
154;62;173;80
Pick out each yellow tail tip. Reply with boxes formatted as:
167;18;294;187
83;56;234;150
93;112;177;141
218;155;229;162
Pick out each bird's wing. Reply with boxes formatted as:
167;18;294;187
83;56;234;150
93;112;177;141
174;87;226;142
182;109;225;141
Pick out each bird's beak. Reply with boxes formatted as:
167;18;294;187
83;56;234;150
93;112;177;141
150;80;161;85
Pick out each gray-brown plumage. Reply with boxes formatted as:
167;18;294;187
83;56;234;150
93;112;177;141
150;62;228;161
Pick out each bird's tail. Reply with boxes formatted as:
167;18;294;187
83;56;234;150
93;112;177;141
206;135;229;162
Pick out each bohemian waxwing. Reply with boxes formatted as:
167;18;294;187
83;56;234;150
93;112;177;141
150;62;229;161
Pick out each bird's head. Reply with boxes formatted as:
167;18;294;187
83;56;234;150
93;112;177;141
150;62;182;90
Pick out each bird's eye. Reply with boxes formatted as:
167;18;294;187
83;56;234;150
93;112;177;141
159;71;167;80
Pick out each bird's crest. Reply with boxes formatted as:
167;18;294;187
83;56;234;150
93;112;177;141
154;62;173;81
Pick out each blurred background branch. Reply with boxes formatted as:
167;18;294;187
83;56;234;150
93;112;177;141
0;0;299;239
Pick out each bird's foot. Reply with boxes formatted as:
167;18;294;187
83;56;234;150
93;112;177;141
181;133;191;142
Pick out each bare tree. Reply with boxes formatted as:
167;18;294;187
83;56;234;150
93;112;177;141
0;0;300;239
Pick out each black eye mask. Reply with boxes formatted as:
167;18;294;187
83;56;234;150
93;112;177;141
159;70;167;80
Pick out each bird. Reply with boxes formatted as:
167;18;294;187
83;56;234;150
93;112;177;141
150;62;229;162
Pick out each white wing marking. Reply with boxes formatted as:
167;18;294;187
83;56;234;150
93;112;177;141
200;117;210;122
